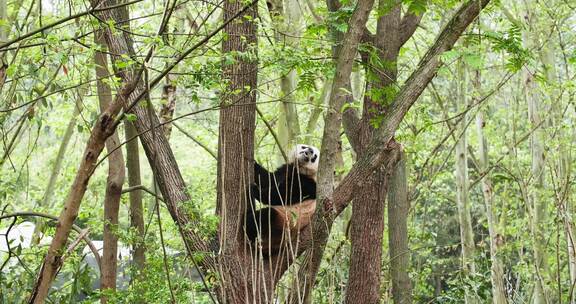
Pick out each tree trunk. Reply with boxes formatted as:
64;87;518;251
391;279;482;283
388;151;412;304
290;0;376;302
125;121;146;280
472;67;506;303
159;74;177;139
526;66;548;304
95;30;126;303
476;108;507;304
454;58;476;304
345;2;419;303
216;0;259;301
28;70;137;304
520;5;548;302
93;0;216;273
292;1;491;302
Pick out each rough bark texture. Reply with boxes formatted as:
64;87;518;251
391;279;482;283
216;0;259;301
159;74;177;139
95;30;126;303
293;1;491;302
29;0;232;300
387;151;412;304
91;0;217;273
289;0;376;300
345;2;415;302
28;73;137;304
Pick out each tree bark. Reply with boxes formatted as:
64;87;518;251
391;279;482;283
387;151;412;304
95;30;126;304
475;107;507;304
125;121;146;281
29;0;264;301
345;3;399;303
292;1;491;302
290;0;376;302
345;2;418;303
28;72;138;304
91;0;217;272
454;58;477;304
215;0;258;301
521;4;548;302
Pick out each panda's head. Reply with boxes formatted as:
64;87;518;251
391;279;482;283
288;144;320;178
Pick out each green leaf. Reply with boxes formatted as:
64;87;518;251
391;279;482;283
463;53;483;69
125;113;137;122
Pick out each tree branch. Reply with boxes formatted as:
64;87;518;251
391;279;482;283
295;0;492;300
399;12;422;47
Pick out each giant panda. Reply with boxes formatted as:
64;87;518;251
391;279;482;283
245;144;319;251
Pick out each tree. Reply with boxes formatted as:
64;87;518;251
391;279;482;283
343;2;420;302
291;1;492;302
454;57;477;303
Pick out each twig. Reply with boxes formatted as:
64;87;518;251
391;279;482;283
173;122;217;160
0;0;144;51
256;106;287;162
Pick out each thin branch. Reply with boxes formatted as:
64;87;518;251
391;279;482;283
0;0;144;51
256;106;288;162
173;122;217;160
121;185;164;201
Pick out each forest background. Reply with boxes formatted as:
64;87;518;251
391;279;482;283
0;0;575;303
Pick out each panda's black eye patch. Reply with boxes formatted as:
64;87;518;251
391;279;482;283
311;155;318;163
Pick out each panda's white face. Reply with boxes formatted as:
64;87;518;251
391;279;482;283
289;144;320;176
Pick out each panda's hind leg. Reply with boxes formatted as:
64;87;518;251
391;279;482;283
245;207;280;241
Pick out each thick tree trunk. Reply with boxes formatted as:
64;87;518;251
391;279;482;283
345;2;419;303
216;0;258;301
290;0;376;302
293;1;491;302
388;151;412;304
92;0;217;273
95;30;126;303
454;58;477;304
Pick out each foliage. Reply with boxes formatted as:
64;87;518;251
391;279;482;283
0;0;575;302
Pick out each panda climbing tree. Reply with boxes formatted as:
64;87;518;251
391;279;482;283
245;144;319;254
